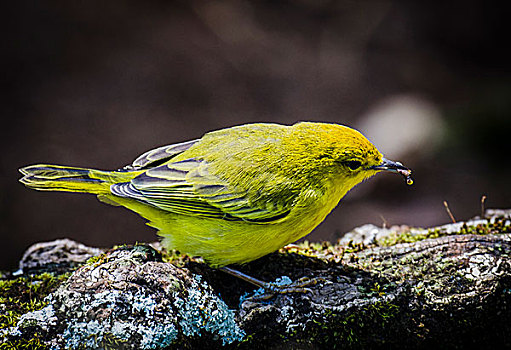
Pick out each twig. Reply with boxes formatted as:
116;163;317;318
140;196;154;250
481;195;487;218
379;214;389;229
443;200;456;223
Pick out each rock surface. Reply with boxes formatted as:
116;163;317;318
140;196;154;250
18;238;104;274
1;209;510;349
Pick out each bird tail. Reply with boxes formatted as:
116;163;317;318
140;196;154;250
19;164;129;195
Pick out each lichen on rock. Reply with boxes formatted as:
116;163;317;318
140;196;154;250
2;209;511;349
4;245;244;349
18;238;104;275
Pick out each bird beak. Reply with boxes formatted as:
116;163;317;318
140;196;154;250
371;158;409;173
371;158;414;185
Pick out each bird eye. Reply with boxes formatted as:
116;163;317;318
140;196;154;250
345;160;362;170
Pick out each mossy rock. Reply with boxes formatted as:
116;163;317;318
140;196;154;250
2;209;511;348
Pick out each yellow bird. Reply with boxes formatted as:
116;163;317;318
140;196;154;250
20;122;412;271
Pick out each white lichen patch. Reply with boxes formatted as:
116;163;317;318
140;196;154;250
174;275;244;345
6;246;245;349
60;289;179;349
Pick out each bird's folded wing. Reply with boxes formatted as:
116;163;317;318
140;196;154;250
111;158;292;223
120;139;199;171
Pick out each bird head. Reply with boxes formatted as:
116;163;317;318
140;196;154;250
290;122;413;187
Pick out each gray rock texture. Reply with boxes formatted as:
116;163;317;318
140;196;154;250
18;238;104;274
2;209;510;349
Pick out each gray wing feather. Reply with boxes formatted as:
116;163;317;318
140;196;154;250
121;139;198;171
111;157;292;223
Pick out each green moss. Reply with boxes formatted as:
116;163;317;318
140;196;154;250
332;301;399;347
86;244;169;267
0;336;48;350
160;249;192;267
278;240;347;262
85;253;107;266
379;228;442;246
282;215;510;262
280;295;400;348
0;272;69;349
0;272;70;337
379;216;511;247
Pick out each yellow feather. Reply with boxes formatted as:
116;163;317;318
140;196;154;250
19;122;411;267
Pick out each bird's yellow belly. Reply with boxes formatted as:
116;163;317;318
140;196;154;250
114;181;347;267
157;191;341;266
157;217;303;266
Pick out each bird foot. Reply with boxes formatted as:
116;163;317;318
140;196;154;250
244;276;326;302
220;266;325;301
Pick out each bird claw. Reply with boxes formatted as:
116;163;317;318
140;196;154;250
264;276;325;294
244;276;326;302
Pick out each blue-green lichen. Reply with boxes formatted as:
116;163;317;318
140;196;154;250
60;290;179;350
174;275;245;345
16;273;245;349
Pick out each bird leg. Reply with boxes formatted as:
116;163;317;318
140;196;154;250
219;266;323;296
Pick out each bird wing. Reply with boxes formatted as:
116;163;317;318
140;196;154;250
110;158;293;223
120;139;199;171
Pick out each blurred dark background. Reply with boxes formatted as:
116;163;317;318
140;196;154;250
2;1;510;270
